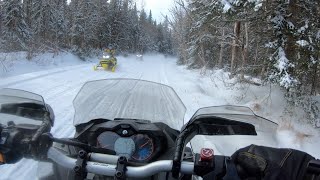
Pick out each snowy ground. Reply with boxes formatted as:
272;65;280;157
0;52;89;78
0;53;319;179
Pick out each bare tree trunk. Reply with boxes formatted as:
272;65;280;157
241;22;249;80
261;58;267;79
261;47;271;79
254;41;258;66
23;0;33;27
231;21;241;76
182;42;188;64
199;44;206;67
310;62;318;95
218;28;225;68
231;25;236;74
285;0;297;61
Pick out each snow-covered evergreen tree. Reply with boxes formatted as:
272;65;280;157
2;0;31;51
148;10;153;24
1;0;175;56
171;0;320;127
128;3;140;53
31;0;52;44
0;1;4;49
49;0;68;48
267;0;320;127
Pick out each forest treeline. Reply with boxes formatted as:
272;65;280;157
0;0;173;58
170;0;320;127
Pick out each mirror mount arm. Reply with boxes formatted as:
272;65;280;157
31;113;51;143
172;124;198;178
30;113;52;160
48;135;117;155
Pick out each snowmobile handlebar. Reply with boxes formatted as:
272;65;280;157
48;147;195;178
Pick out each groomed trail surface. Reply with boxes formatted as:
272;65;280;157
0;54;319;180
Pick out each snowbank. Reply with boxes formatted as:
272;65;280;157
0;52;90;78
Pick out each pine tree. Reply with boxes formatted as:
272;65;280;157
49;0;68;48
95;0;109;49
187;0;222;68
171;0;320;127
128;3;140;53
0;1;4;48
148;10;152;24
1;0;176;57
69;0;86;57
31;0;52;44
2;0;31;51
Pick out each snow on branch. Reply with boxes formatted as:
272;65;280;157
273;47;298;89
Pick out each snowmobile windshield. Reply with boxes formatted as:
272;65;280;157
0;88;45;104
0;88;46;126
73;79;186;128
189;106;278;156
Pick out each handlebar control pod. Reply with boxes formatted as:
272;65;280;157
0;124;26;164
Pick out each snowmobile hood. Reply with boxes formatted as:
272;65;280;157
73;79;186;128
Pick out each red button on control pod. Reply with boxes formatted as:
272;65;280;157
200;148;214;161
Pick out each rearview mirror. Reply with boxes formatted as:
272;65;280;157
182;115;257;136
0;88;55;127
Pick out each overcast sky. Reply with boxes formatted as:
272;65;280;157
136;0;173;22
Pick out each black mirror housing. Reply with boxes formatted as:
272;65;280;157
183;115;257;136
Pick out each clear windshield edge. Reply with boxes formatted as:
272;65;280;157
73;79;186;129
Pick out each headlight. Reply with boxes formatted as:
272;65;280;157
103;55;110;59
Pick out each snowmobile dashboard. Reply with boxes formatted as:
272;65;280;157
76;119;169;163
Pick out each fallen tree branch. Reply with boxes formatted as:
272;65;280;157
0;53;8;73
240;77;262;86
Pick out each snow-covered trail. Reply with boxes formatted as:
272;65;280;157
0;55;286;179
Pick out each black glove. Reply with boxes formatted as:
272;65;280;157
231;144;315;180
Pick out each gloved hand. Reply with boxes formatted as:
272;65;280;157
231;144;315;180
